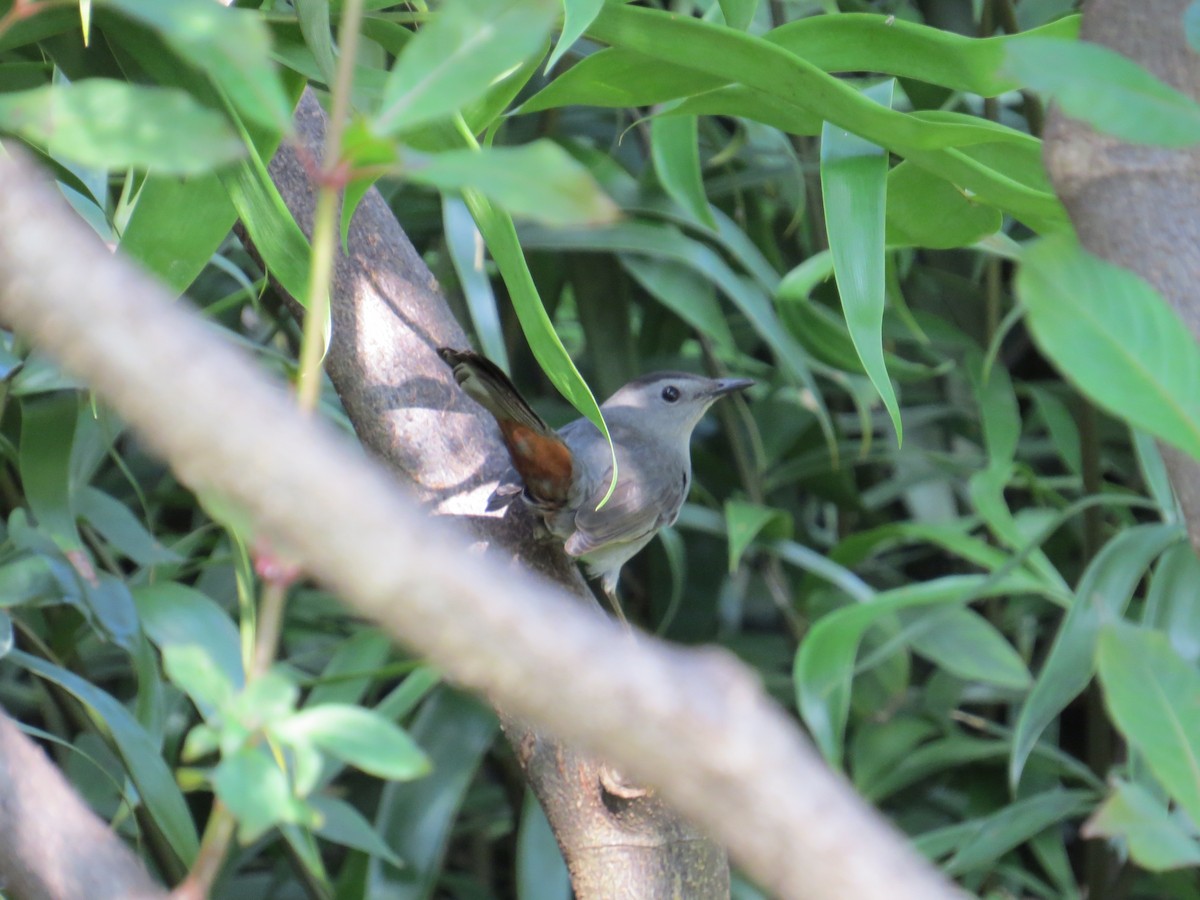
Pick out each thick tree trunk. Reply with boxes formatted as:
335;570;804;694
1042;0;1200;551
264;91;730;899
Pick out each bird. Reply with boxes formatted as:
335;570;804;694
438;348;752;617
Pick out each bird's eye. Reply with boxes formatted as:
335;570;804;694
661;385;681;403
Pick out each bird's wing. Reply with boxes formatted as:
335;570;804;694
563;457;686;557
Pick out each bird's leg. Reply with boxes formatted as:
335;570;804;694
601;584;630;627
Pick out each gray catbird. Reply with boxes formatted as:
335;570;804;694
439;349;753;607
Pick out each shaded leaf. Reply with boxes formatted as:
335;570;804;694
1018;233;1200;463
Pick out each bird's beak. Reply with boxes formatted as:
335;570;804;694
709;377;754;398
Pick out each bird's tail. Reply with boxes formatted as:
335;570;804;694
438;348;574;506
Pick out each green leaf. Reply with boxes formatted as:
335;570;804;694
100;0;293;131
19;393;82;552
650;115;715;229
461;189;616;490
296;0;336;86
1010;524;1183;788
12;650;200;864
1004;36;1200;146
1017;233;1200;464
77;487;179;566
162;643;236;718
718;0;757;30
576;5;1065;230
822;80;900;443
885;161;1001;249
618;254;734;350
375;0;558;136
443;196;509;369
724;500;791;572
133;583;245;692
795;574;1028;766
119;173;236;295
310;793;404;868
546;0;605;73
0;81;243;174
213;746;316;842
1098;623;1200;827
902;606;1031;689
407;142;619;226
516;790;571;900
943;789;1093;875
272;705;431;781
526;14;1079;111
1084;778;1200;872
368;689;498;899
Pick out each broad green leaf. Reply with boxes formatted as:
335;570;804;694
822;80;900;443
795;574;1027;766
375;0;557;136
1018;233;1200;463
310;793;404;868
902;606;1031;690
516;790;571;900
162;643;236;718
580;4;1065;231
272;705;431;781
546;0;605;73
944;789;1093;875
651;115;715;229
220;135;312;307
1027;385;1083;476
724;500;791;572
525;15;1079;111
885;161;1001;249
12;651;200;863
618;255;733;350
1147;543;1200;665
1004;37;1200;146
120;173;237;296
134;583;245;691
1098;623;1200;827
100;0;293;131
213;746;315;841
1084;778;1200;872
296;0;336;85
305;630;393;709
83;572;139;649
718;0;757;30
1010;524;1184;788
368;689;498;899
0;80;243;175
19;393;82;552
407;142;619;226
77;487;179;566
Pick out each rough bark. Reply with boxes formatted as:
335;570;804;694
1042;0;1200;550
258;92;729;897
0;146;964;900
0;709;165;900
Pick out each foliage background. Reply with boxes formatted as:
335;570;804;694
0;0;1198;897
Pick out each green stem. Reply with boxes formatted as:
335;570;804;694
296;0;366;414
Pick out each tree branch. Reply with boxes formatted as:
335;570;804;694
0;708;165;900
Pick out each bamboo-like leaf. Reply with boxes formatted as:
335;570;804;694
822;80;901;443
1018;233;1200;463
